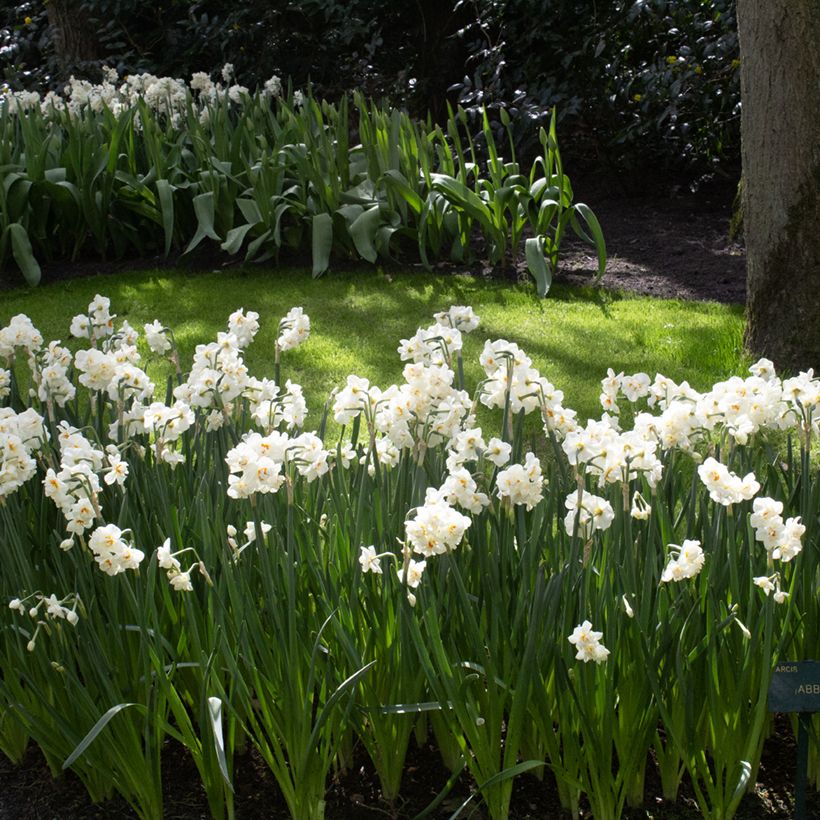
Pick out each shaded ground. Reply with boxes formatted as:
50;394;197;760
0;177;746;305
560;176;745;304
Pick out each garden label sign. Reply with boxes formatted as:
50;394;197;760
768;661;820;820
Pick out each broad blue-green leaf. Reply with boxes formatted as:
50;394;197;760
311;212;333;278
246;229;272;261
44;167;67;183
572;202;607;281
237;198;263;226
6;223;41;286
430;173;491;225
221;223;256;255
185;191;220;253
349;206;383;263
381;169;424;215
4;173;32;219
525;235;551;297
156;179;174;257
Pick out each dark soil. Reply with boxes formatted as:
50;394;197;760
559;174;746;305
0;176;746;306
0;715;817;819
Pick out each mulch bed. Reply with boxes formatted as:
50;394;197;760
560;175;746;305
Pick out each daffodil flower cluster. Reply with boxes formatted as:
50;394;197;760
1;299;817;616
405;487;472;557
479;339;556;415
31;341;76;409
276;306;311;352
43;424;107;536
0;407;46;498
1;65;296;125
601;359;819;451
599;368;651;414
69;294;116;343
495;454;544;510
563;418;664;487
563;489;616;538
8;591;81;652
225;430;331;498
749;497;805;562
9;591;80;625
333;362;474;450
156;538;212;592
697;457;760;506
398;322;463;366
660;540;706;582
753;572;789;604
225;521;274;561
567;620;610;664
87;524;144;576
433;305;480;333
0;314;45;384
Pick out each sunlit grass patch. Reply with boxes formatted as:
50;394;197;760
0;266;746;426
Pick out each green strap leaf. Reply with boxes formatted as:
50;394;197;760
306;659;376;753
732;759;752;803
63;702;145;769
370;700;450;715
447;760;545;819
207;697;234;793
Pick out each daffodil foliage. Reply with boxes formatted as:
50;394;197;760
1;299;817;820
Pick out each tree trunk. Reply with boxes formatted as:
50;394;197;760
46;0;99;80
737;0;820;373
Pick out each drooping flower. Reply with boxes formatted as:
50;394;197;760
359;546;383;575
398;558;426;589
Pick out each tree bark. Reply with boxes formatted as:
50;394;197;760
46;0;99;80
737;0;820;373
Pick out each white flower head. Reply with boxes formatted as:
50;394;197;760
567;620;610;664
661;539;705;583
169;571;193;592
398;558;426;589
359;545;383;575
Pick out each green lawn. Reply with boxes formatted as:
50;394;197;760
0;267;746;424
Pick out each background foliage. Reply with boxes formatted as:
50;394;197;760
0;0;740;172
